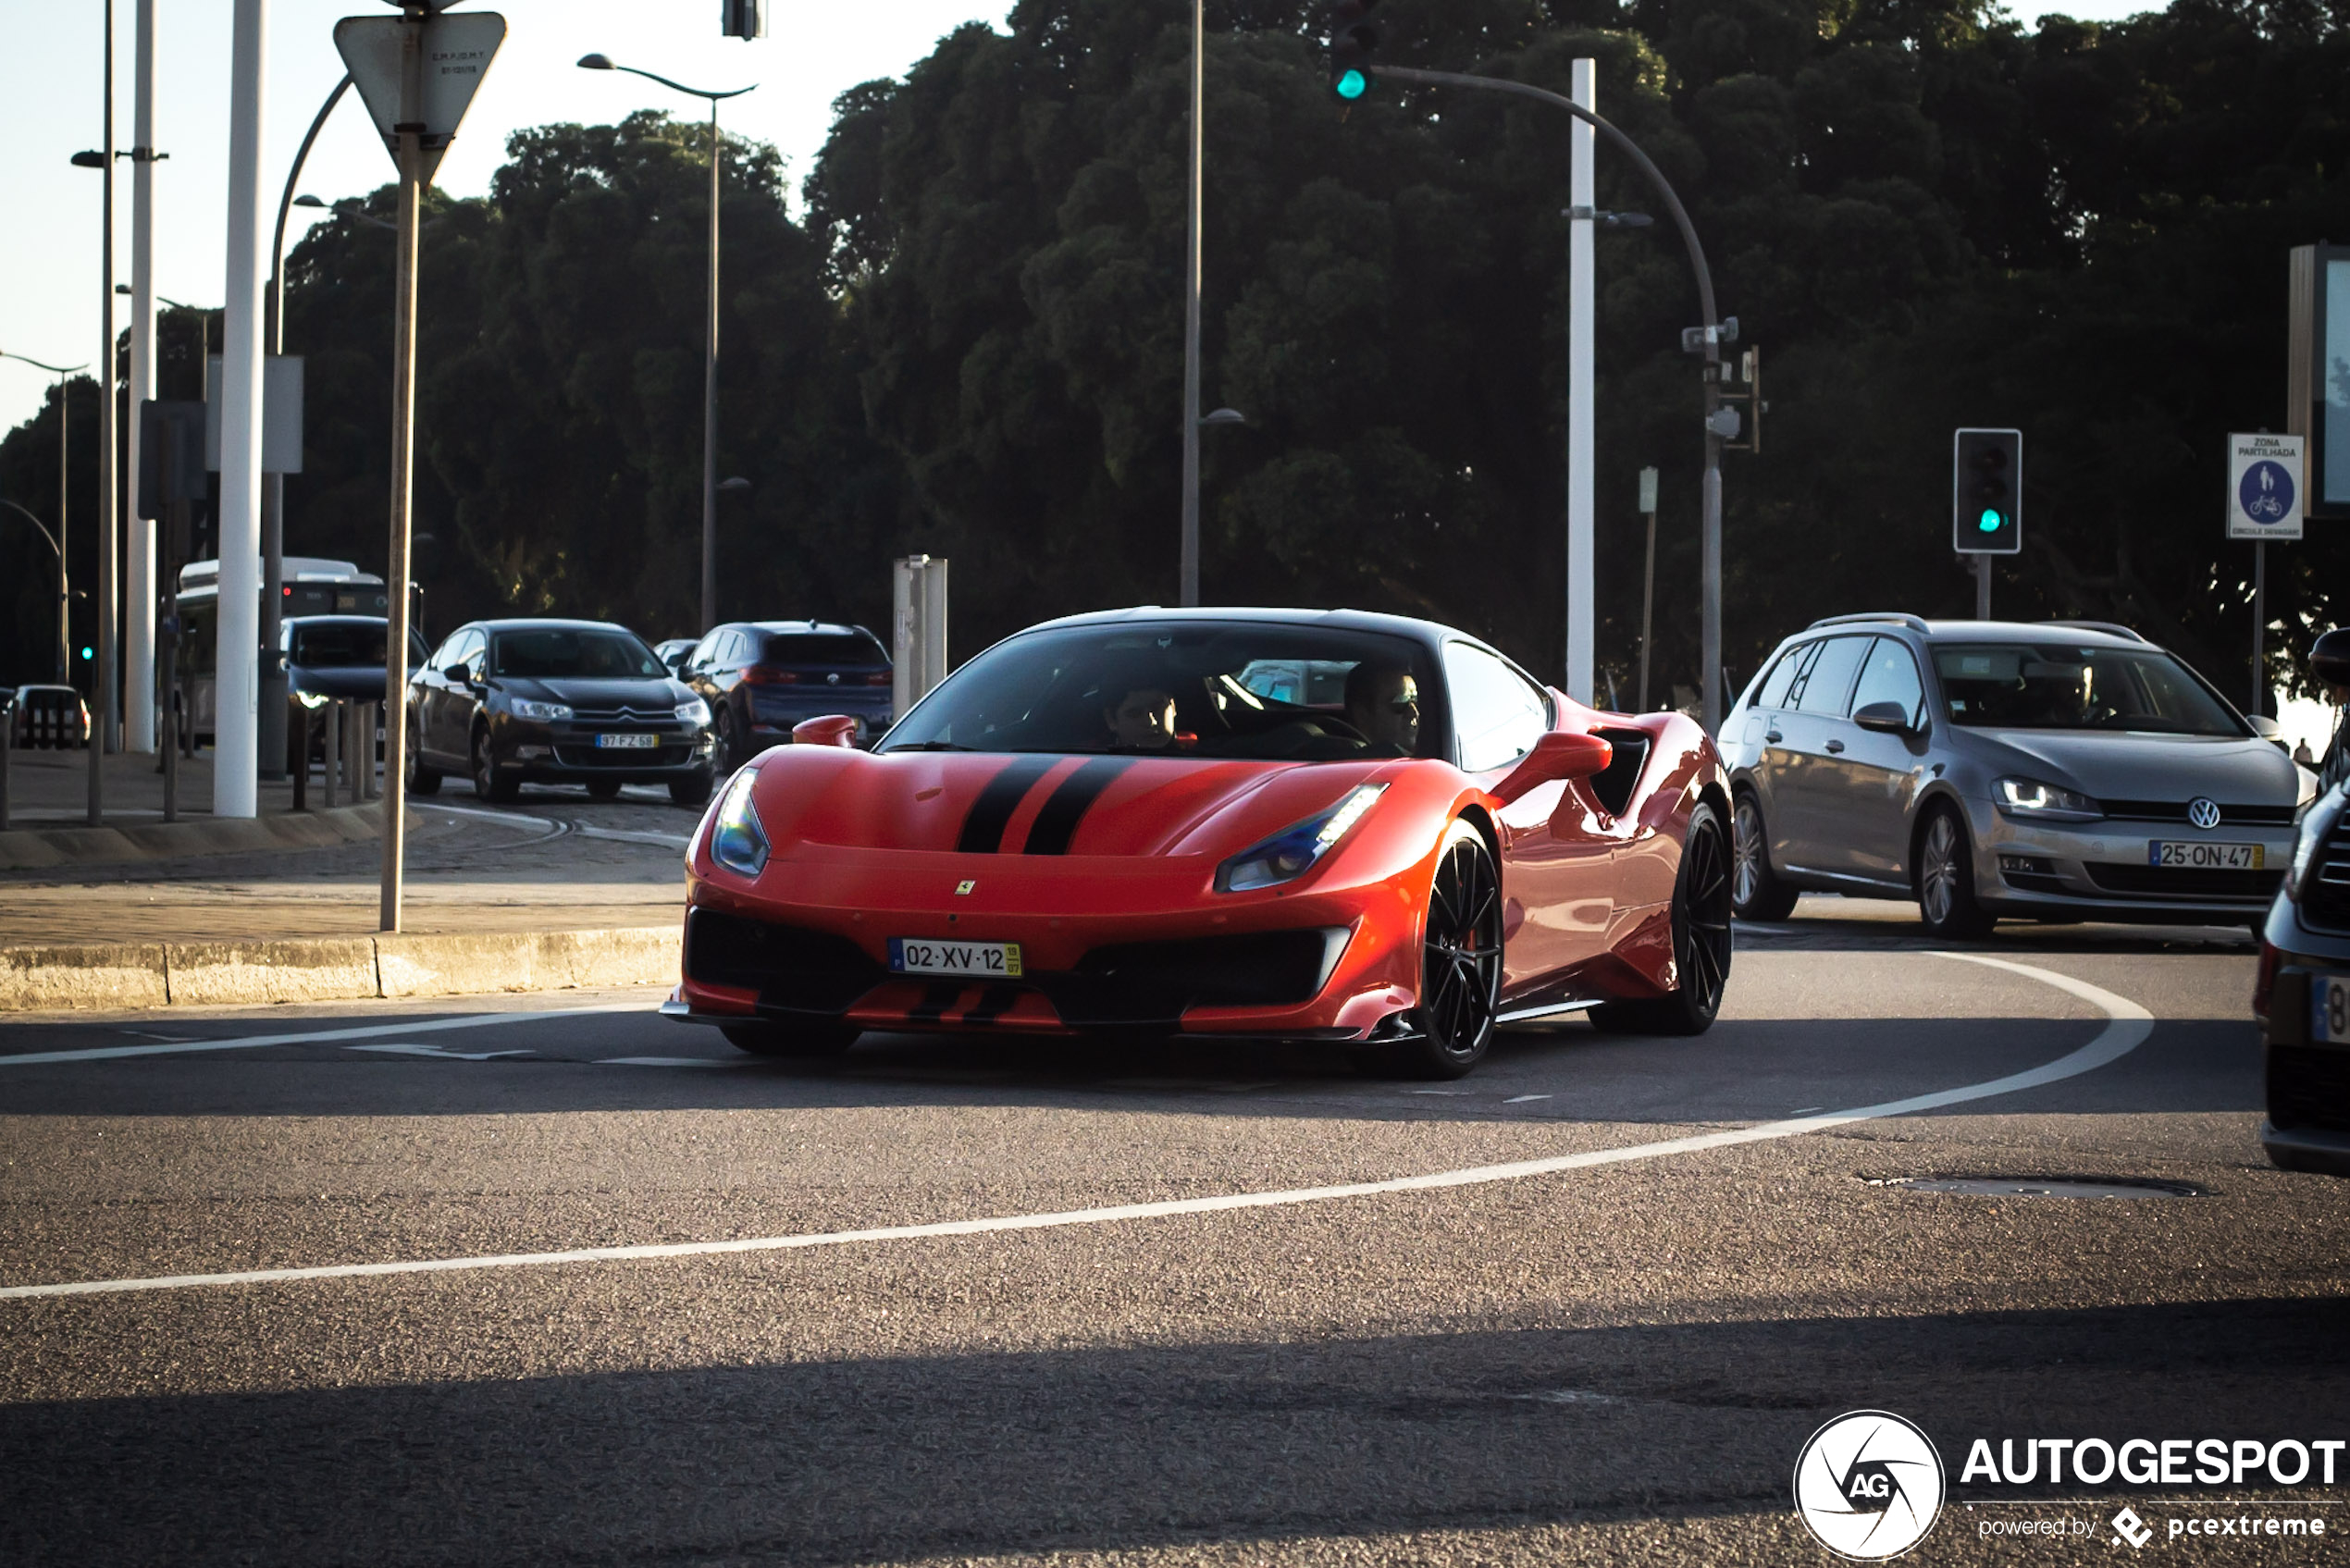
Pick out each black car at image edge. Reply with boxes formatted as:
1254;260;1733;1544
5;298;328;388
404;619;715;804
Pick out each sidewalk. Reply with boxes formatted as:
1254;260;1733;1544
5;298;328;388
0;746;383;870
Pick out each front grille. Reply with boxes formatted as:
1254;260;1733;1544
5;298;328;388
1033;929;1349;1030
552;744;690;768
2305;817;2350;932
2084;863;2283;900
2100;799;2296;826
570;705;676;724
2270;1044;2350;1132
684;909;884;1014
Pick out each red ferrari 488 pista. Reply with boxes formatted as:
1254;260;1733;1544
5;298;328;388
662;609;1732;1078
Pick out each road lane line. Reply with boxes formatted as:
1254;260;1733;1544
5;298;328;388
0;1003;645;1068
0;953;2154;1302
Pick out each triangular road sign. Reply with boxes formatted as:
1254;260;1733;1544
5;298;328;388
333;10;506;183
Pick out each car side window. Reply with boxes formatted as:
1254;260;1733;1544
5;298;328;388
1753;644;1814;710
427;631;464;671
1444;643;1550;773
1791;636;1870;718
455;630;486;679
683;633;720;674
1849;637;1926;729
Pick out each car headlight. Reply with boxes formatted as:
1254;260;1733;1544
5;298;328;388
709;765;770;878
2290;785;2345;902
1216;784;1387;894
1994;776;2102;821
510;698;573;722
674;698;711;726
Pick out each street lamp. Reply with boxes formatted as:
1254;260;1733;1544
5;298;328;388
577;52;756;635
0;352;89;685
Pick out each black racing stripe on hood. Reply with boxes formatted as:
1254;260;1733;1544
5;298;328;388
1021;758;1131;856
956;757;1059;854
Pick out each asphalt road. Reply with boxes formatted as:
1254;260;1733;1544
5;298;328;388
2;884;2344;1565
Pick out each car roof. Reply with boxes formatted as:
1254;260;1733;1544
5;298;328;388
1798;615;2158;651
736;621;876;639
467;618;639;635
1026;604;1470;648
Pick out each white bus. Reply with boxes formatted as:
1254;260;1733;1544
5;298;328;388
173;557;390;743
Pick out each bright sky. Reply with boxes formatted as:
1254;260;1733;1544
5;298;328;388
0;0;1014;435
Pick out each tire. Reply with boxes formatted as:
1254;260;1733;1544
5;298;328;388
471;726;520;804
404;720;442;796
1369;820;1503;1080
712;709;739;777
585;778;624;800
670;768;714;808
1729;790;1800;921
1588;798;1734;1036
721;1019;860;1058
1915;803;1994;939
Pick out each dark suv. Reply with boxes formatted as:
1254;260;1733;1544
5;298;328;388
406;619;715;805
683;621;894;772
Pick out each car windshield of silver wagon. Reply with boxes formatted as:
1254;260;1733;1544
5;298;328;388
878;622;1445;761
490;629;664;680
1932;643;2245;736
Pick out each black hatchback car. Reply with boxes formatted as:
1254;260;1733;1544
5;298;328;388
405;619;715;805
682;621;895;772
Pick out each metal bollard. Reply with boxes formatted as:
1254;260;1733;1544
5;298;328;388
0;699;11;832
322;700;341;810
291;703;309;813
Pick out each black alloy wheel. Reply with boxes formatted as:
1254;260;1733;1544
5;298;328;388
471;726;519;804
1730;790;1799;921
1374;819;1503;1080
1590;799;1734;1035
404;716;441;796
712;709;739;776
671;767;714;808
722;1019;860;1058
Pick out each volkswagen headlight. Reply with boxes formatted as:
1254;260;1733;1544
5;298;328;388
511;698;573;722
1994;777;2102;821
709;765;769;878
2290;785;2345;902
674;698;711;726
1217;784;1387;894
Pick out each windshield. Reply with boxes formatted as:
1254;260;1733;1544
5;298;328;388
490;628;664;680
1932;643;2245;735
291;622;426;667
880;622;1444;761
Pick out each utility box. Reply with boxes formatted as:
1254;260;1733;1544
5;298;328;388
721;0;767;39
892;555;948;721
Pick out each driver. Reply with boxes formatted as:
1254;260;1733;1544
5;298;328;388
1344;663;1421;757
1105;684;1180;751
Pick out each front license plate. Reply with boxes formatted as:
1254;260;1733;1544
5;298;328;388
2148;840;2263;870
594;733;660;750
889;938;1022;980
2312;972;2350;1044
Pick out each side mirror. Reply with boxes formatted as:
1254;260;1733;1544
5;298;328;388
2311;628;2350;690
2249;714;2282;739
1852;700;1919;735
1493;730;1613;804
792;714;860;748
443;663;472;685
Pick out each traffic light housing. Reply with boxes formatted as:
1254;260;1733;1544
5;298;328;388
1953;427;2022;555
721;0;766;40
1329;0;1379;101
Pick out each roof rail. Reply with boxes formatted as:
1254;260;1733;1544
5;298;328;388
2040;619;2150;644
1806;612;1931;634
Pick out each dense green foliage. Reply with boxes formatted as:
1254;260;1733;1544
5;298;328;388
8;0;2350;706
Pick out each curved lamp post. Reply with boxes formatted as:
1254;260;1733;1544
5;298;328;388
0;352;89;685
577;53;755;634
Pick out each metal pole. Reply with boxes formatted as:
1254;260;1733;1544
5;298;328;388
1;698;10;831
1179;0;1204;608
2253;538;2267;717
93;0;118;826
214;0;267;819
380;28;423;933
1975;554;1991;620
701;94;721;634
1639;508;1656;713
1565;58;1595;705
59;377;70;686
125;0;157;756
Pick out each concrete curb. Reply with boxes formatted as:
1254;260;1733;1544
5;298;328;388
0;925;679;1013
0;802;385;871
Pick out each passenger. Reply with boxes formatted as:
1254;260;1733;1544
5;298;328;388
1105;684;1180;751
1345;664;1421;757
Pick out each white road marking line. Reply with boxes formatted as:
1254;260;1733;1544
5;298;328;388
1406;1088;1468;1096
0;952;2153;1302
1504;1093;1552;1105
598;1056;737;1068
349;1044;536;1061
1791;1106;1823;1116
0;1003;645;1068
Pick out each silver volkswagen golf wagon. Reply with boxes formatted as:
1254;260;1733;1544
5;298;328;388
1722;615;2315;936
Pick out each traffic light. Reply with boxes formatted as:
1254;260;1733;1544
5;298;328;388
721;0;766;40
1329;0;1379;101
1953;427;2022;555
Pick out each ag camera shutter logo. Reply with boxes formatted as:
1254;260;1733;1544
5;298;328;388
1793;1410;1947;1559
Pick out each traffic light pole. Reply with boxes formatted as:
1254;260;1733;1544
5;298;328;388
1376;64;1726;733
1976;556;1990;620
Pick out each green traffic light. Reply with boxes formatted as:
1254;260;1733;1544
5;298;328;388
1336;68;1368;100
1978;510;2003;533
80;646;94;661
